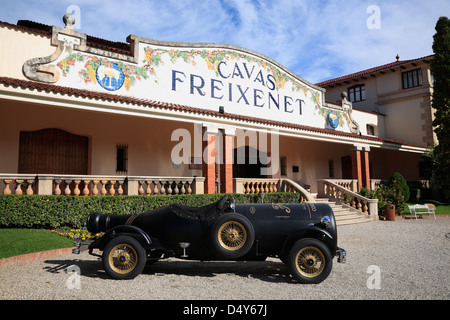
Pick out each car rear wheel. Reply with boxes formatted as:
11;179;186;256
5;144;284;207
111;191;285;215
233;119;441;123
210;213;255;259
102;236;147;280
287;238;332;284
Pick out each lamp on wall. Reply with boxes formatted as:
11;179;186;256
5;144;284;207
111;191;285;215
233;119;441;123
219;106;225;114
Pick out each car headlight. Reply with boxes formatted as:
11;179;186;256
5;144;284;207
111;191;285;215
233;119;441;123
320;215;331;228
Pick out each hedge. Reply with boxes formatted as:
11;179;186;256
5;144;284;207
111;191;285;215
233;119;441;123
0;193;305;230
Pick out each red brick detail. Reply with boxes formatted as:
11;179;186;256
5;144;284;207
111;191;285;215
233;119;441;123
351;149;362;192
363;151;371;190
220;134;233;193
0;247;74;268
202;132;216;194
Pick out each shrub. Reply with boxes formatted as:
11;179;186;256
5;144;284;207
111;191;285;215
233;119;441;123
372;173;409;216
387;172;410;202
0;193;304;230
358;187;376;199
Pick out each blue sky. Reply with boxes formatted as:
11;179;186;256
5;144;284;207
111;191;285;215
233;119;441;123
1;0;448;83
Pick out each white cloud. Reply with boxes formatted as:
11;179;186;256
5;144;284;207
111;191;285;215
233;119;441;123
0;0;448;83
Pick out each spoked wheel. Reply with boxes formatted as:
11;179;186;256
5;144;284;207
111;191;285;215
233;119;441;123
287;238;332;284
210;213;255;259
102;236;146;280
218;220;247;251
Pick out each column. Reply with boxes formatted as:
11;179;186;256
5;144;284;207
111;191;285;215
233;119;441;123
362;147;371;190
36;175;54;195
220;127;235;193
351;147;362;192
202;126;217;194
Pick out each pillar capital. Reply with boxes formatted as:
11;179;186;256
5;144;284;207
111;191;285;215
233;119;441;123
353;144;370;152
223;126;236;136
202;123;220;135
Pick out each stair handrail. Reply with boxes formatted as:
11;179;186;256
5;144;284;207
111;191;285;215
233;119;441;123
281;178;315;203
319;179;378;219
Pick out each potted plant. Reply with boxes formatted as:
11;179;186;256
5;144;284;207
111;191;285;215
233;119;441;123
374;181;405;221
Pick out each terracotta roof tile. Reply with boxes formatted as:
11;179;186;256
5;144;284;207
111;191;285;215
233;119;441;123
316;55;434;87
1;20;133;56
0;20;52;38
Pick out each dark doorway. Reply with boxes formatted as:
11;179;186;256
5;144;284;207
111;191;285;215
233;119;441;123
233;146;267;178
341;156;352;179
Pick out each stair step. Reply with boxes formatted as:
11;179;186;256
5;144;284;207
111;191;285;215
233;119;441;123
333;210;362;218
335;212;363;220
315;198;331;203
337;216;372;225
330;206;350;212
315;198;372;225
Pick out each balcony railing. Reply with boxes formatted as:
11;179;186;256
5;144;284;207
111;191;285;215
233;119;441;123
370;179;430;190
0;174;205;196
1;174;316;202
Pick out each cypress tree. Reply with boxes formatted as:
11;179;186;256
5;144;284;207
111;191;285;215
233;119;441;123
430;17;450;201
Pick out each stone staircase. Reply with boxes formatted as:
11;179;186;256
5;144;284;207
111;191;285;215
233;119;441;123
315;198;373;225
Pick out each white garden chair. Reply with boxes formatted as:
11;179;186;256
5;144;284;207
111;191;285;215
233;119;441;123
408;204;436;220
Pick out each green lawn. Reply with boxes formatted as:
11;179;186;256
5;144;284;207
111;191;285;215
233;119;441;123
0;228;74;259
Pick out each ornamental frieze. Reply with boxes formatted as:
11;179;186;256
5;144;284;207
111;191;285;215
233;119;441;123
22;14;359;134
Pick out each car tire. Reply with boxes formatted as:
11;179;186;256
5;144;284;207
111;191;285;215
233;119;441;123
102;236;147;280
287;238;333;284
210;213;255;259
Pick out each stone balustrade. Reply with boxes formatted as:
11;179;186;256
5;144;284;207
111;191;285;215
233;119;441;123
234;178;280;194
234;178;315;202
0;174;205;196
1;174;37;195
319;179;378;219
370;179;430;190
130;177;200;196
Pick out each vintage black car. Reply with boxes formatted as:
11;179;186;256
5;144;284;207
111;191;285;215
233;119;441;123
73;195;346;284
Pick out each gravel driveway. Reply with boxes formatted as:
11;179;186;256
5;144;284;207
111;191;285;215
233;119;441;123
1;218;449;301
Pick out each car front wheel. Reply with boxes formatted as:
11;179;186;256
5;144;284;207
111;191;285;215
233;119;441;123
102;236;147;280
287;238;332;284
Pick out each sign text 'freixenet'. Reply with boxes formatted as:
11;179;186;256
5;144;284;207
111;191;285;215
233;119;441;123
171;60;305;116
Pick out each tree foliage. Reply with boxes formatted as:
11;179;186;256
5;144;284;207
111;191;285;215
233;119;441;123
430;16;450;201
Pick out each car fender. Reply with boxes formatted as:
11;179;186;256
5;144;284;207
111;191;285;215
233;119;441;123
280;225;336;259
90;225;153;251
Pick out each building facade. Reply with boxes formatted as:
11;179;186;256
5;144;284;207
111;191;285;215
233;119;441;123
317;54;436;148
0;15;432;215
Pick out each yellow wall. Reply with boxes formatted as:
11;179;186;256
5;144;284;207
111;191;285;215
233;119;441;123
0;25;54;80
323;61;435;146
0;100;201;177
0;99;424;193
